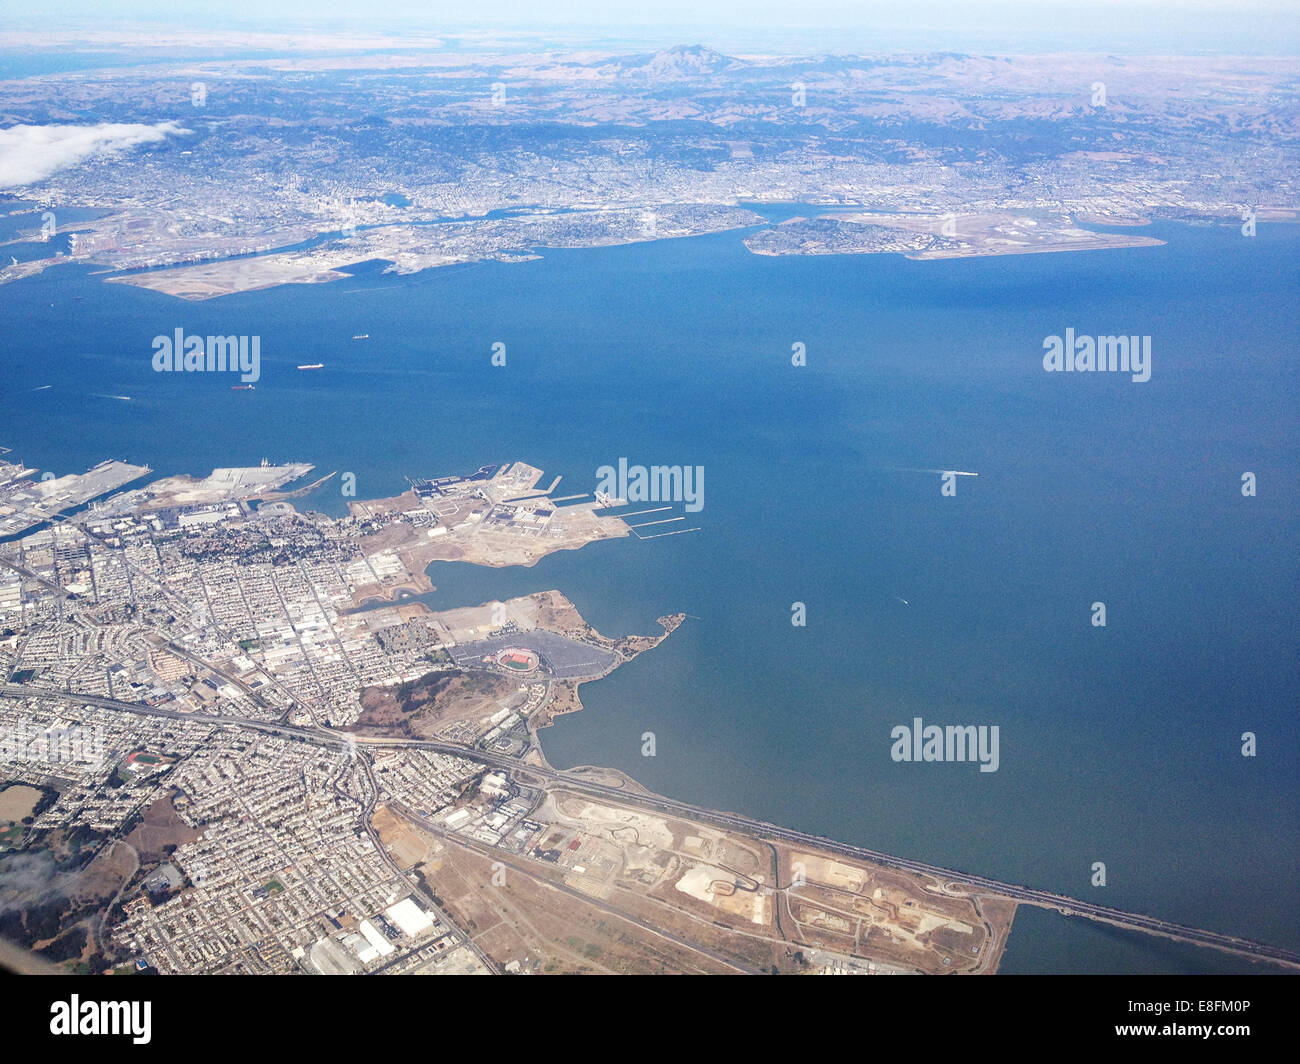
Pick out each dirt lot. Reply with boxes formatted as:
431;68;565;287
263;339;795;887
124;790;203;863
0;784;42;822
372;805;438;869
776;845;1014;974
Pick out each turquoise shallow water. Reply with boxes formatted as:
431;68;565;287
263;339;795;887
1;214;1296;972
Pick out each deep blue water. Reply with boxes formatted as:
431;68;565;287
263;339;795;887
1;217;1295;973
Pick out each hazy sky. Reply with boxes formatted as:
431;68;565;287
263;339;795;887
12;0;1300;53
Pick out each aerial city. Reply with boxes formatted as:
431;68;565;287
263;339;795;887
0;0;1296;1000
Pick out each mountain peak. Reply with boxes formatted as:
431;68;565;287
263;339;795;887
639;43;735;77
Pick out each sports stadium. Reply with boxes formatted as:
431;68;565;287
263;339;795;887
493;647;540;673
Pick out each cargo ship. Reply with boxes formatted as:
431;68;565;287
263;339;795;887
351;334;369;340
297;363;324;370
231;384;255;391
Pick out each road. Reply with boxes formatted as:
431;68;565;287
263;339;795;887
346;749;501;974
7;684;1298;972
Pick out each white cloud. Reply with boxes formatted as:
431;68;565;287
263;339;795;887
0;121;190;188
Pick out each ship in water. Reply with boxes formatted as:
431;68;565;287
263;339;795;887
351;334;369;340
297;363;324;370
231;384;255;391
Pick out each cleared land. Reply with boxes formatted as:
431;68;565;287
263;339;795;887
0;783;42;821
376;780;1016;975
